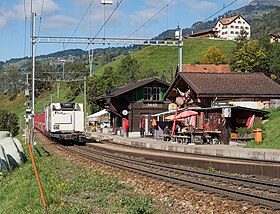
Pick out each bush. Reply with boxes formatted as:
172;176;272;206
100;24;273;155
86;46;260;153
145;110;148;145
0;110;19;136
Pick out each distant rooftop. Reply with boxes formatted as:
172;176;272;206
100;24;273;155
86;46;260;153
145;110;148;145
181;64;231;73
219;15;239;25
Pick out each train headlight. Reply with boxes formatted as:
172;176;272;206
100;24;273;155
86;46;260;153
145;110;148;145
54;125;60;130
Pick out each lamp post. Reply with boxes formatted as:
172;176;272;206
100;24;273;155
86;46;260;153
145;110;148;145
175;26;183;72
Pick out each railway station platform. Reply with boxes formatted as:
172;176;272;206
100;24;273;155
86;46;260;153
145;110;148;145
85;131;280;162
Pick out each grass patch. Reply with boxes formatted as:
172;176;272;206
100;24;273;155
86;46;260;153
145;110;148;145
0;143;160;213
95;38;236;76
245;107;280;149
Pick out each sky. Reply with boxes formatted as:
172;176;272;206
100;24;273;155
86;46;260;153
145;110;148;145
0;0;252;61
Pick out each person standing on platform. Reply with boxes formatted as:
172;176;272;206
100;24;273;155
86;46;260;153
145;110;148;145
152;118;159;139
139;116;145;138
122;118;129;137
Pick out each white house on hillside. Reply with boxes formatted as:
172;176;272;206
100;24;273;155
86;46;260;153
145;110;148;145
213;15;250;40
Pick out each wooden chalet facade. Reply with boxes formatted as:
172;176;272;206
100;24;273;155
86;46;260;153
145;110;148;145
163;71;279;144
164;72;280;108
94;77;170;135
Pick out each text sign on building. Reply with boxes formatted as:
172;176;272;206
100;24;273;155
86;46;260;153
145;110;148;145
222;108;231;118
142;103;162;108
168;103;177;111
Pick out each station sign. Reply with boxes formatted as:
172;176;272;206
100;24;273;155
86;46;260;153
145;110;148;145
142;103;162;108
122;110;128;115
168;103;177;111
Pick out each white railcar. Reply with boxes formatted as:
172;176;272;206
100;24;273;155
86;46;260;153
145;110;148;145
46;103;84;141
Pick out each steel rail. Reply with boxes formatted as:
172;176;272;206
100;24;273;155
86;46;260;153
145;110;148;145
61;145;280;210
75;145;280;191
99;140;280;165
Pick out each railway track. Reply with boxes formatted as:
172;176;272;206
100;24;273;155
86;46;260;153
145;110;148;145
97;140;280;165
60;144;280;210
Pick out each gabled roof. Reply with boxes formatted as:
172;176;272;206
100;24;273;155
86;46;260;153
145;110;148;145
181;64;231;73
187;29;217;37
269;34;280;38
219;15;239;25
106;77;170;98
217;15;250;26
165;72;280;99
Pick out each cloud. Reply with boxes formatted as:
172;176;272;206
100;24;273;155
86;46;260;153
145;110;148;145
130;8;160;28
41;15;77;30
187;0;217;10
0;0;59;28
129;0;217;27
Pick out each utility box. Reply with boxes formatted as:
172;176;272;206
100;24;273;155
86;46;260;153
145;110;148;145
253;129;262;143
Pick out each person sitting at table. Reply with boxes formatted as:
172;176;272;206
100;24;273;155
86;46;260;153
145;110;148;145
163;125;171;141
181;127;187;133
175;124;181;135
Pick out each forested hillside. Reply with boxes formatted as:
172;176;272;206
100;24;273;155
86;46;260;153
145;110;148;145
251;6;280;37
155;0;280;40
96;38;235;77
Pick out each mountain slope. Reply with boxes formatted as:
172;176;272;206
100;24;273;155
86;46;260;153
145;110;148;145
95;38;236;76
251;6;280;37
155;0;280;40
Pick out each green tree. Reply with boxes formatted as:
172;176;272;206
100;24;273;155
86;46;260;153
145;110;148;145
231;40;269;73
65;61;87;101
88;66;118;113
199;46;228;64
235;29;249;49
26;61;53;97
268;43;280;83
0;110;19;136
115;55;141;85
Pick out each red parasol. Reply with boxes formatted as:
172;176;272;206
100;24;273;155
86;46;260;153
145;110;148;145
176;110;198;119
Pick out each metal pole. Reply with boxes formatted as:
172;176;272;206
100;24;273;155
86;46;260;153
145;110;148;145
89;49;93;77
57;82;60;98
31;12;36;154
20;114;22;137
178;27;183;72
62;62;65;80
84;76;87;131
31;13;36;130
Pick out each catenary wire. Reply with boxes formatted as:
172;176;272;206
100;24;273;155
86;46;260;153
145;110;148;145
127;0;175;38
36;0;45;53
64;0;95;49
84;0;125;51
201;0;239;23
37;0;45;41
23;0;27;56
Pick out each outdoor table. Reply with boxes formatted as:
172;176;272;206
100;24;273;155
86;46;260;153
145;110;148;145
204;131;221;144
171;135;190;144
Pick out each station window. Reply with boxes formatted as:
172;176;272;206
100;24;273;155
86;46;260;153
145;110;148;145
144;87;160;100
230;31;234;34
